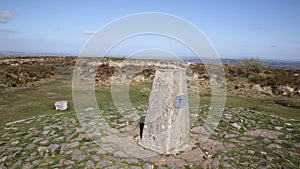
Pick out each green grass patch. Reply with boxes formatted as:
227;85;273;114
200;95;300;120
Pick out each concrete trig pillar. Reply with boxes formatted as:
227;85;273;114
139;69;190;154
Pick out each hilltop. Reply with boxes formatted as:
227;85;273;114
0;56;299;168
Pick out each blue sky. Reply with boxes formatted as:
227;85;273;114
0;0;299;61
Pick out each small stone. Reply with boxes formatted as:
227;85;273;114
91;155;101;161
0;141;6;146
274;126;283;130
54;136;64;142
10;140;19;145
224;133;238;138
26;143;36;150
13;160;23;167
231;123;241;129
268;144;281;149
245;129;283;139
213;155;220;167
42;130;50;135
97;159;113;168
40;140;49;145
263;138;271;143
222;162;231;168
64;160;75;165
105;166;119;169
22;162;32;169
284;123;292;127
54;100;69;110
64;129;72;135
178;148;205;164
143;163;154;169
191;126;203;134
0;156;7;163
260;151;267;155
248;150;255;154
68;141;79;148
76;127;85;133
32;160;40;166
43;152;48;159
86;160;95;168
124;158;139;164
49;144;60;153
114;151;127;157
38;146;48;154
0;163;8;169
71;149;86;161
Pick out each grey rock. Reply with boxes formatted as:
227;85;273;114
64;160;75;165
71;149;86;161
54;136;64;142
0;141;6;146
13;160;23;168
0;156;7;163
191;126;204;134
22;162;32;169
245;129;283;139
106;165;120;169
40;140;49;145
0;163;8;169
129;166;142;169
86;160;94;168
97;159;113;168
268;144;281;149
231;123;241;129
143;163;154;169
49;144;60;153
91;155;101;161
32;160;40;166
64;129;72;136
25;143;35;150
10;140;19;146
124;158;139;164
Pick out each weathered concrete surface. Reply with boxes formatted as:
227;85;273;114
139;69;190;154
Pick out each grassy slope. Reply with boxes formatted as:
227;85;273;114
0;63;299;126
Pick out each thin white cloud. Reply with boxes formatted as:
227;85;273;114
0;28;16;33
0;11;12;23
83;30;97;35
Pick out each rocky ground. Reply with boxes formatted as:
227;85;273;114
0;105;299;169
0;56;299;168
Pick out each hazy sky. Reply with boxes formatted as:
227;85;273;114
0;0;299;61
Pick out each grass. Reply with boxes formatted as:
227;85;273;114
0;67;74;125
0;60;299;126
199;95;300;120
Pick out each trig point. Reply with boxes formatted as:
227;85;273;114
139;69;190;154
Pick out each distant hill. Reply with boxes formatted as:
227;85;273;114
0;51;299;70
184;58;300;70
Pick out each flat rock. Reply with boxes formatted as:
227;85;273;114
97;159;113;168
231;123;241;129
244;129;283;139
178;148;205;164
71;149;86;161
